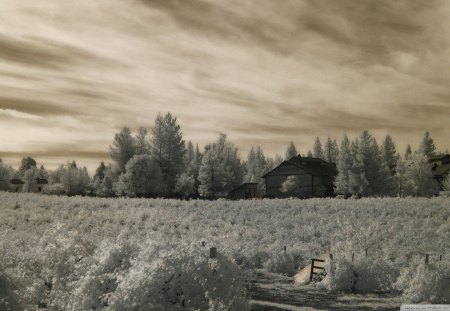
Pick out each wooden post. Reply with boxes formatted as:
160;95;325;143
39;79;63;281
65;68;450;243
329;253;333;260
310;259;315;282
352;253;354;263
210;247;217;259
365;248;368;257
439;254;442;261
201;241;206;247
283;246;287;252
425;254;429;264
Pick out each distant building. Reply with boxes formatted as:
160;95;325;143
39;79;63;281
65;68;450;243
9;179;24;192
429;154;450;189
8;178;48;193
262;155;337;198
229;183;259;200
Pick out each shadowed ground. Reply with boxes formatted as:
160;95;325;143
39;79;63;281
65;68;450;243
249;270;401;311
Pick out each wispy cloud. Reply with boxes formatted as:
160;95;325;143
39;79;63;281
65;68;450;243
0;0;449;170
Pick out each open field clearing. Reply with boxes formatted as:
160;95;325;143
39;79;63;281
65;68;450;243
1;192;449;310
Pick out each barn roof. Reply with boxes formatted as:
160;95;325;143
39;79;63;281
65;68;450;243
35;178;48;184
433;163;450;177
429;154;450;162
9;179;25;185
262;155;337;178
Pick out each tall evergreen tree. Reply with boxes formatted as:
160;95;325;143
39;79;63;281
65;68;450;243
381;135;399;174
418;130;436;157
312;137;323;159
151;113;186;194
323;138;338;163
285;142;298;159
348;131;394;196
334;134;353;195
404;144;412;160
110;127;136;173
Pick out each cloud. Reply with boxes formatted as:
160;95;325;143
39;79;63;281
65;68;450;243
0;0;449;171
0;108;42;121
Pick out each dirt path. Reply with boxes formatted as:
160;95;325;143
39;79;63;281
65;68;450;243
249;270;402;311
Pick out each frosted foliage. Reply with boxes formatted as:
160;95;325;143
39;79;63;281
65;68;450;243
397;154;440;197
323;258;399;293
264;251;296;276
1;193;449;306
397;261;450;303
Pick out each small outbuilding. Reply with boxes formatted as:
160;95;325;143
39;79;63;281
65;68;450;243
229;183;259;200
262;155;337;198
9;179;24;192
8;178;48;193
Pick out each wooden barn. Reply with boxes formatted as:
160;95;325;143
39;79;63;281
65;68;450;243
229;183;259;200
262;155;337;198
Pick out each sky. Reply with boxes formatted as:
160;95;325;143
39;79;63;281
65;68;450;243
0;0;449;172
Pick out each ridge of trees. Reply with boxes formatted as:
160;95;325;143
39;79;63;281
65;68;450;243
0;112;445;198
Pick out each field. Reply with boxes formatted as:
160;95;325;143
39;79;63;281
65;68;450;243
1;192;449;310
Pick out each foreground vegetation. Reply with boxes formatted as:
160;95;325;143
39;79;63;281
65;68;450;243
0;193;449;310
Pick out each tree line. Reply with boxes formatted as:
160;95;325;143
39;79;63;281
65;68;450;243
0;112;448;198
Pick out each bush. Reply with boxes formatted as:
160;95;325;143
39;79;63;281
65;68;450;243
396;261;450;303
322;258;400;293
264;251;296;276
42;184;66;195
67;241;249;311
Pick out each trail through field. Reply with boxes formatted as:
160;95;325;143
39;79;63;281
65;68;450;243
249;270;402;311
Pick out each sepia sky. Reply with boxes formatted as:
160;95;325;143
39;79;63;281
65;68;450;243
0;0;449;171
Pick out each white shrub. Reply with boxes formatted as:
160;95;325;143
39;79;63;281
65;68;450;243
397;260;450;303
264;251;296;276
323;258;399;293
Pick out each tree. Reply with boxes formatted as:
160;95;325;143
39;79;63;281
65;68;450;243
95;164;118;197
312;137;323;159
418;130;436;158
396;154;439;197
323;138;339;163
198;134;242;198
94;162;106;181
19;157;36;176
285;142;298;159
61;162;91;196
0;161;14;191
115;154;166;197
151;113;186;194
334;134;353;195
22;167;40;192
404;144;412;160
175;173;196;199
110;127;136;173
135;127;150;155
244;146;267;187
38;165;49;180
381;135;399;174
307;150;313;157
348;131;394;196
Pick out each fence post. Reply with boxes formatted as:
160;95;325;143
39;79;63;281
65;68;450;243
310;259;315;282
365;248;368;257
425;254;429;264
439;254;442;261
352;253;354;263
283;246;287;252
